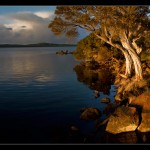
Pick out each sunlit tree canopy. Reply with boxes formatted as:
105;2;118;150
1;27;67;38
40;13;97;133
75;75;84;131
49;6;150;80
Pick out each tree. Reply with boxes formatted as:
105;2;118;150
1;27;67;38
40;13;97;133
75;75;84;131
73;32;108;61
49;6;150;80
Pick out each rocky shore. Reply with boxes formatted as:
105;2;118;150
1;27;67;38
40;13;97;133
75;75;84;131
56;50;73;55
75;60;150;143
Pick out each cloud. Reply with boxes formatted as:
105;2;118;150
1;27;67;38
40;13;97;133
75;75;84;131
34;11;54;19
6;27;13;31
0;11;80;44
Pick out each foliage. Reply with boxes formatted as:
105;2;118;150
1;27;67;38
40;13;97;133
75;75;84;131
73;32;123;64
49;6;150;80
73;33;105;61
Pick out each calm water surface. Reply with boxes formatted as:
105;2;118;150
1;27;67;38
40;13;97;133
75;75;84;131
0;47;115;143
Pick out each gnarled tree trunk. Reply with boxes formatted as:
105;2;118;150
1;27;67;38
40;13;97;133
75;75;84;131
95;32;143;80
128;51;143;80
122;50;132;77
120;32;143;80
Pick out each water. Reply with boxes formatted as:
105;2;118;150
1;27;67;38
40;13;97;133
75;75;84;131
0;47;116;143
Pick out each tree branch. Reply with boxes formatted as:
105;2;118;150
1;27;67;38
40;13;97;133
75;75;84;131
132;36;142;54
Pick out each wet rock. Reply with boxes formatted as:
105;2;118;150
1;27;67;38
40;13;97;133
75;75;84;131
103;103;116;115
105;106;139;134
80;107;101;121
101;97;110;104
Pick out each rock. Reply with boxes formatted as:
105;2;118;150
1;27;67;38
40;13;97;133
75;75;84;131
105;106;139;134
128;90;150;132
129;90;150;109
80;107;101;121
103;103;116;115
70;126;80;132
96;117;110;129
137;110;150;132
56;50;72;55
101;97;110;104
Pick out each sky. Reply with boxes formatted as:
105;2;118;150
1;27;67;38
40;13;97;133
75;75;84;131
0;6;88;44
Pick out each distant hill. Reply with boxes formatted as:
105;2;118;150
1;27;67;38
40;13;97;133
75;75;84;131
0;43;77;48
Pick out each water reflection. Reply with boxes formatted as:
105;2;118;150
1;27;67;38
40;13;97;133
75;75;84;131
0;50;55;84
0;48;76;86
73;61;144;144
0;47;146;144
35;74;54;82
73;62;114;95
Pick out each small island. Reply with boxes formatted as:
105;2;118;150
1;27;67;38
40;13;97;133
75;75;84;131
55;50;74;55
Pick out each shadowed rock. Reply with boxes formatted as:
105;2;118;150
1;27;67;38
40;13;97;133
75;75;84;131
103;103;116;115
106;106;139;134
80;107;101;121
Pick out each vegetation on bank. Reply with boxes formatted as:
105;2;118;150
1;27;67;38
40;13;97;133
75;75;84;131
48;6;150;139
48;6;150;96
73;32;123;66
49;6;150;80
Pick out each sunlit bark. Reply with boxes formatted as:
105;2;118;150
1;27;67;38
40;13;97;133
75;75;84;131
94;33;132;78
132;37;142;54
49;6;149;81
120;32;143;80
123;51;132;77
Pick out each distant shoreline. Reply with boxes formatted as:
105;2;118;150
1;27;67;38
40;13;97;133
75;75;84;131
0;43;77;48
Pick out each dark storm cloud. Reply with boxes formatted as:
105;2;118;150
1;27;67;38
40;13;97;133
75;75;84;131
6;27;12;30
0;25;12;31
0;11;83;44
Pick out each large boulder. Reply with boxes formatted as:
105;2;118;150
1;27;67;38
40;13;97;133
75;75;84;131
103;103;116;115
105;105;139;134
129;90;150;132
129;90;150;109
